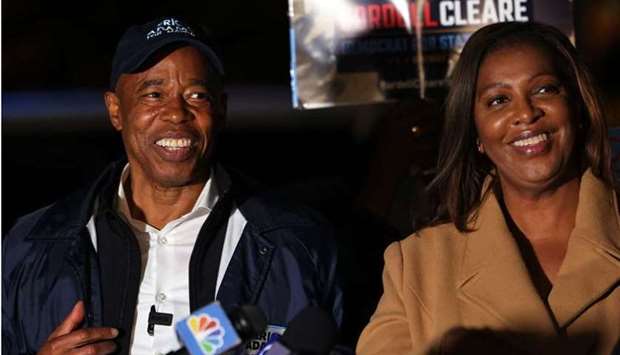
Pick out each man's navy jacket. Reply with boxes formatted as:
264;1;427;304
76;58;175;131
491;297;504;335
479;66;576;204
2;161;343;354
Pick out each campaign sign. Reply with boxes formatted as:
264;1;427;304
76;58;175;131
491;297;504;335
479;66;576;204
289;0;573;109
176;302;241;355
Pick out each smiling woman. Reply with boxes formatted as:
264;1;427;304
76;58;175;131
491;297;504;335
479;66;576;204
357;22;619;354
474;43;579;199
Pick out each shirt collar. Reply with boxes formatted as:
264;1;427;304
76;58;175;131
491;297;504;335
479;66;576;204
116;164;219;231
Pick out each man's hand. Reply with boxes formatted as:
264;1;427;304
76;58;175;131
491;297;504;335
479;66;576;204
38;301;118;355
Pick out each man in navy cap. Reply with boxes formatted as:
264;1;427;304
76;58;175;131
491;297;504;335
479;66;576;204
3;17;342;355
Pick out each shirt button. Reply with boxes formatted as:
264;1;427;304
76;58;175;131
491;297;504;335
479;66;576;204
158;236;168;245
259;246;269;255
156;292;167;303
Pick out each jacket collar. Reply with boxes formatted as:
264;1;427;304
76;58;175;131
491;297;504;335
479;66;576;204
25;161;234;242
457;170;620;333
547;170;620;327
457;179;558;334
25;160;126;241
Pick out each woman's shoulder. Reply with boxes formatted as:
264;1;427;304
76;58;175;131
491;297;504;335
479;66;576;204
386;222;468;270
380;222;467;311
402;222;466;248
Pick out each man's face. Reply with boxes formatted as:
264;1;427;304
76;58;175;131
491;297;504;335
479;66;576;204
105;46;225;188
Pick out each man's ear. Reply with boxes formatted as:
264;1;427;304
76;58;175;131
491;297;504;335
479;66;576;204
104;91;123;131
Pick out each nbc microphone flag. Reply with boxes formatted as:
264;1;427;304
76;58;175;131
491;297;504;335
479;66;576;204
176;301;242;355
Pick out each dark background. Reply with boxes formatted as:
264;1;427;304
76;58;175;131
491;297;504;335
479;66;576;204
3;0;620;347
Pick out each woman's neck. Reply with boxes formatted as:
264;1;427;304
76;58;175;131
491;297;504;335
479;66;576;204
498;175;581;290
500;176;580;242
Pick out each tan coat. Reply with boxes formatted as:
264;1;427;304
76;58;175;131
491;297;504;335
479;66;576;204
357;171;620;354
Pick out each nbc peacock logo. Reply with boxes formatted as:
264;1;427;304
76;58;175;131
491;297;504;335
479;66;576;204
187;314;226;354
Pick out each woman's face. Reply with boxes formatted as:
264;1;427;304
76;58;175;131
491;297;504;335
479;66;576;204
473;43;578;194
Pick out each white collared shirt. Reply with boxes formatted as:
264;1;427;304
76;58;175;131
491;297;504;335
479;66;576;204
86;165;247;355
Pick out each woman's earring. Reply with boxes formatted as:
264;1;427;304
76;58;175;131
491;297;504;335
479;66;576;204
476;139;484;154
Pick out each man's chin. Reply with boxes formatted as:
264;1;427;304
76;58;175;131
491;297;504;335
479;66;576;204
153;174;206;188
145;165;208;188
130;158;211;188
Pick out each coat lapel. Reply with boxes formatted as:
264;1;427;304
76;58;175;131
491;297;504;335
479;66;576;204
457;171;620;335
457;185;558;335
216;226;275;309
548;171;620;328
213;166;276;309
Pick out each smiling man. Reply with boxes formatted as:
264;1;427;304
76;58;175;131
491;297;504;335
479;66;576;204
3;17;342;355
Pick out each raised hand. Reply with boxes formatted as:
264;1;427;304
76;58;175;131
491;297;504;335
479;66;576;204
37;301;119;355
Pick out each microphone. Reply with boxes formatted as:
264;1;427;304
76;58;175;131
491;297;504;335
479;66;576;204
260;306;338;355
176;301;267;355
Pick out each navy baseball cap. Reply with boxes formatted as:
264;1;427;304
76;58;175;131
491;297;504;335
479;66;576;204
109;17;224;90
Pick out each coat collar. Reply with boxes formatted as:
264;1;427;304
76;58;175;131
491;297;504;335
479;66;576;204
457;170;620;333
25;160;126;241
457;179;558;334
548;170;620;328
25;161;232;242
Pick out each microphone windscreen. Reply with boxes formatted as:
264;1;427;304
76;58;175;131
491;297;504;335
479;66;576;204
175;302;267;355
280;306;337;355
229;304;267;340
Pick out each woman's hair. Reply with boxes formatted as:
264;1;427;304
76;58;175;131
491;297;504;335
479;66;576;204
427;21;613;232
